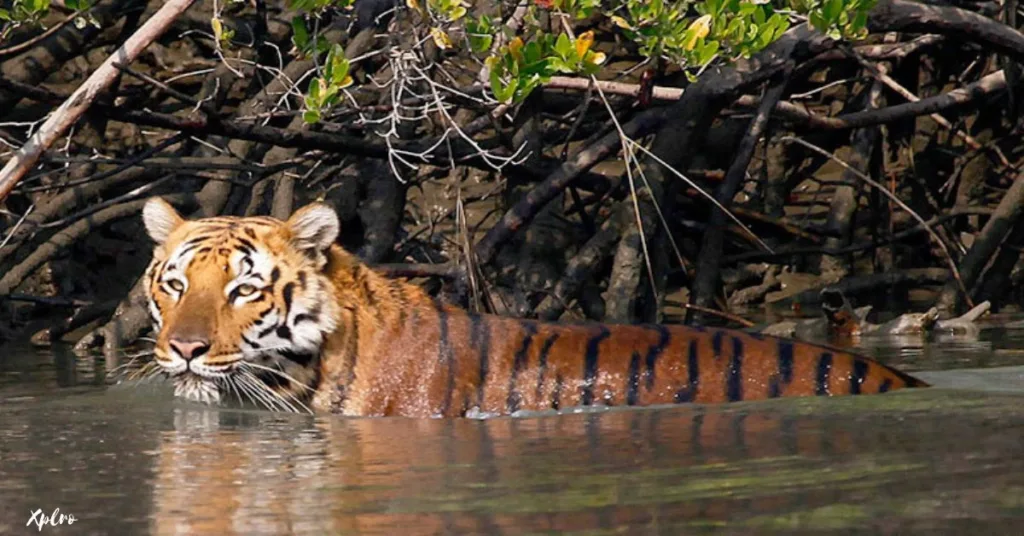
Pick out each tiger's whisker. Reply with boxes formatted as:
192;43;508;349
245;370;308;413
238;361;316;393
241;371;285;412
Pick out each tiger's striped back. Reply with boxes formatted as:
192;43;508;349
333;297;926;417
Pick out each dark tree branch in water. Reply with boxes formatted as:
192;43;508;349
935;168;1024;312
536;203;631;321
687;75;791;324
818;71;885;277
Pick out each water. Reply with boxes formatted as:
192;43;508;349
2;329;1024;535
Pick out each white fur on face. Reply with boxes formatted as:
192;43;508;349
235;247;338;358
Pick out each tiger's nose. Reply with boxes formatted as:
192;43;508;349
168;338;211;361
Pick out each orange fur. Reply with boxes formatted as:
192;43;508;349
142;199;927;417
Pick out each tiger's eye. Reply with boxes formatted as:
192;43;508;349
167;279;185;292
235;284;258;297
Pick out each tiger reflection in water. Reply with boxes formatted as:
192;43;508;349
149;403;930;535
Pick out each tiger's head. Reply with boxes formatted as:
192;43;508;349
142;198;341;411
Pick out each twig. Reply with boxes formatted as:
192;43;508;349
733;69;1009;132
841;45;997;160
779;135;973;307
112;61;217;116
723;208;993;264
1;293;92;307
0;204;34;251
678;302;755;328
0;0;199;202
0;11;83;59
545;76;683;102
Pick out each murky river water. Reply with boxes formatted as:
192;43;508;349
2;327;1024;535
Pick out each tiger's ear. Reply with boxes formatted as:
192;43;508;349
286;202;339;252
143;197;184;245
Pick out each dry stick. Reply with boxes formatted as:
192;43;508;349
542;35;945;103
0;10;83;59
0;0;130;113
679;303;755;328
0;0;198;202
842;45;998;160
546;76;684;102
780;136;972;307
0;205;34;251
723;207;993;264
112;61;217;116
735;69;1009;131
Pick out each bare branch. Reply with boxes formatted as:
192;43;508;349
0;0;198;202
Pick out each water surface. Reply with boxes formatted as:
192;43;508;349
2;330;1023;535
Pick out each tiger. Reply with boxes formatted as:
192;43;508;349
141;197;928;417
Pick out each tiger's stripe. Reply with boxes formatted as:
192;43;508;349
337;298;926;417
141;198;928;418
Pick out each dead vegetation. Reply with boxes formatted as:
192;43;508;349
2;0;1024;363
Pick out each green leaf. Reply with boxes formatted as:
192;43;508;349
555;32;572;59
823;0;842;22
851;10;868;32
809;11;826;31
328;45;350;86
548;57;572;73
0;8;10;21
312;78;326;102
524;41;542;64
697;39;720;65
303;110;321;124
291;16;309;51
489;64;505;94
322;85;339;107
466;17;495;54
493;78;517;103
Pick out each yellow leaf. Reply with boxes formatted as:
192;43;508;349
683;15;712;51
508;37;524;62
211;17;223;42
430;27;453;49
690;14;712;40
610;15;632;30
575;30;594;58
406;0;419;10
587;51;606;66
